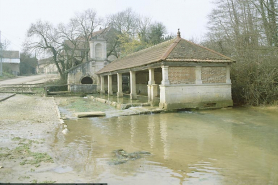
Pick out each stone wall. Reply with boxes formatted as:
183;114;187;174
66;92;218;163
168;67;195;84
159;84;233;110
67;61;95;85
154;71;162;84
201;67;226;84
69;84;97;93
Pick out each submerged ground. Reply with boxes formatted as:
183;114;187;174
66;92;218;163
0;94;278;184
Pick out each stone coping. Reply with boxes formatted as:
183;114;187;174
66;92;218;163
0;93;16;102
90;96;152;110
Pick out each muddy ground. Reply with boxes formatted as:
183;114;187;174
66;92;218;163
0;94;100;183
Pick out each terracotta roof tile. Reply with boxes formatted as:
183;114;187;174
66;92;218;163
97;37;234;74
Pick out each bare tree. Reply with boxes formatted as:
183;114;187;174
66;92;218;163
72;9;103;61
204;0;278;105
24;20;87;81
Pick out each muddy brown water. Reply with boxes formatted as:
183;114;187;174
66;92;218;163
52;107;278;185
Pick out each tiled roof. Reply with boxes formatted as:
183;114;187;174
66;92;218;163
38;57;54;65
90;27;112;39
0;50;20;59
97;37;234;74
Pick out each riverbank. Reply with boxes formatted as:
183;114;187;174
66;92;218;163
0;94;162;183
0;94;87;183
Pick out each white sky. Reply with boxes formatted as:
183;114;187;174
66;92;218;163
0;0;215;52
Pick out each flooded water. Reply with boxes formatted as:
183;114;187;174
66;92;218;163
52;107;278;184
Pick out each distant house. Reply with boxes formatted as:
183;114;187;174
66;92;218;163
37;57;58;74
0;50;20;75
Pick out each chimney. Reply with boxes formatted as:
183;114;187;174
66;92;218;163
177;29;181;38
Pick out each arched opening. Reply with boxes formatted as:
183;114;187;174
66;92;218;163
95;43;102;59
81;76;93;84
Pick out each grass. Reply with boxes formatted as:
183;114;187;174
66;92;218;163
1;138;53;167
0;72;15;81
62;96;114;112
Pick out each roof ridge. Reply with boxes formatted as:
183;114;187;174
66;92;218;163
117;38;176;59
181;38;235;61
160;37;181;60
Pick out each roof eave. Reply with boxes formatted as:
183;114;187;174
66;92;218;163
164;59;235;63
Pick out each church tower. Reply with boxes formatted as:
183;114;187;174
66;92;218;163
89;36;107;72
89;37;107;60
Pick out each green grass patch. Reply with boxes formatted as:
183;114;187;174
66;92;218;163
0;72;15;80
1;139;53;166
64;97;114;112
11;137;22;141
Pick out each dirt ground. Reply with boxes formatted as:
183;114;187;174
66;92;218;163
0;94;90;183
0;74;59;85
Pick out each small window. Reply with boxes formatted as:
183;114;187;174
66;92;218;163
81;77;93;84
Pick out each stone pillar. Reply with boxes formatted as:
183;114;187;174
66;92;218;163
148;68;155;85
148;68;155;102
117;73;123;97
130;71;137;99
100;75;105;94
148;68;158;105
226;65;231;84
161;66;170;85
96;75;101;92
151;84;159;105
195;66;202;84
108;74;113;95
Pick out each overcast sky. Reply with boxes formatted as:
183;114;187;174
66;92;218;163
0;0;215;52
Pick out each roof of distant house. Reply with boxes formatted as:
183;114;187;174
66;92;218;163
38;57;54;65
90;27;111;39
97;36;235;74
0;50;20;59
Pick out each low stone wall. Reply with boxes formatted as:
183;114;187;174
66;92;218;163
69;84;97;94
159;84;233;110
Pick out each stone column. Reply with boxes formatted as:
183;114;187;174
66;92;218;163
161;66;170;85
148;68;158;104
96;75;101;92
117;73;123;97
100;75;105;94
226;65;231;84
148;68;155;102
148;68;155;85
108;74;113;95
130;71;137;99
195;66;202;84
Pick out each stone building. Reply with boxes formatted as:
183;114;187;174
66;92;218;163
37;57;58;74
67;27;117;93
96;30;235;110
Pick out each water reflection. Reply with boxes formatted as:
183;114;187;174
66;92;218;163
160;114;169;159
148;115;155;149
51;107;278;184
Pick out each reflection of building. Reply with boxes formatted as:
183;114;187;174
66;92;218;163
1;50;20;75
37;57;58;74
